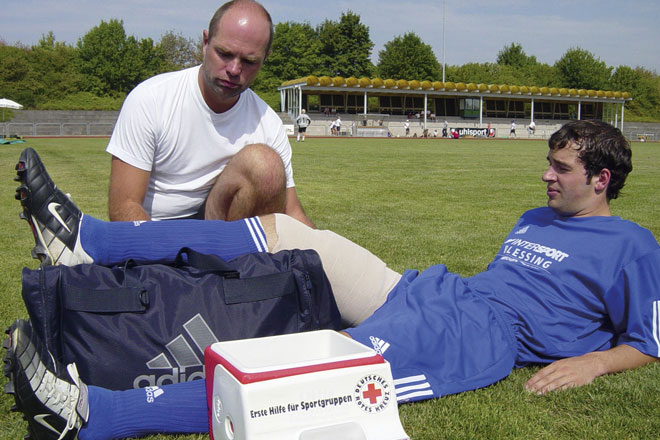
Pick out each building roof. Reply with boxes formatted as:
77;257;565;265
279;75;632;102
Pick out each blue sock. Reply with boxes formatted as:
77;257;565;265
79;380;209;440
80;216;268;266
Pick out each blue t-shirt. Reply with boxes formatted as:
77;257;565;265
467;207;660;366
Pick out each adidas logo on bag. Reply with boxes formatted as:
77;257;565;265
132;314;219;389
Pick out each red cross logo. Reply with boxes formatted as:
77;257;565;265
362;383;382;404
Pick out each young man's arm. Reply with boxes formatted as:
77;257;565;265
524;344;657;395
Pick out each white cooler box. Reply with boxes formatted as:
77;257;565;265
204;330;409;440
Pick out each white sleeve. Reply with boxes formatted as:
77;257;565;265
106;84;159;171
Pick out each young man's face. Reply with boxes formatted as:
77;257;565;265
542;145;609;217
200;5;270;112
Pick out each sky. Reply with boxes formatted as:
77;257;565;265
3;0;659;74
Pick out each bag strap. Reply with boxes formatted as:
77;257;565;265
223;274;297;304
177;247;299;304
63;285;149;313
175;247;239;278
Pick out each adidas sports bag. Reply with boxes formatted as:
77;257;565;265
21;247;341;390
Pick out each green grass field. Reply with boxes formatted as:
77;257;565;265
1;137;659;439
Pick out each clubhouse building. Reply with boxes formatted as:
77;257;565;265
278;75;631;137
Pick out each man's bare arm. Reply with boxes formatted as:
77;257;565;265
284;187;315;228
108;156;151;221
524;344;657;395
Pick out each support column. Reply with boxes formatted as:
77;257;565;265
621;102;625;132
479;96;483;128
607;104;612;125
615;106;618;128
423;94;428;130
286;89;291;114
578;100;582;120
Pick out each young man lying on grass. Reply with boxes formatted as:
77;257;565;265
4;120;659;440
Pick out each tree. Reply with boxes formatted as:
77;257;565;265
377;32;441;80
554;47;611;90
611;65;660;119
0;44;38;107
447;62;516;85
0;33;87;109
317;11;374;77
445;60;561;89
254;22;322;92
158;31;201;71
37;31;57;50
521;62;560;87
29;37;84;101
496;42;537;68
76;19;166;95
118;35;165;92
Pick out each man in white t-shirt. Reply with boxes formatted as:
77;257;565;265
295;109;311;142
528;120;536;136
331;116;342;135
106;0;314;227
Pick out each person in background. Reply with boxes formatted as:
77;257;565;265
528;120;536;136
295;109;312;142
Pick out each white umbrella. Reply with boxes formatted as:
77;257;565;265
0;98;23;121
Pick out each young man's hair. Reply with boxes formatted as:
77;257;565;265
548;120;632;200
207;0;274;56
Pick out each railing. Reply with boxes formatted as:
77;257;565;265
634;133;656;142
1;122;115;137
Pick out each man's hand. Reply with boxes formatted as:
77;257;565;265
525;345;657;395
524;353;603;395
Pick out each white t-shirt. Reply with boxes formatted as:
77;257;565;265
296;113;311;128
107;66;294;220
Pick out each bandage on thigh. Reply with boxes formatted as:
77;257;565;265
272;214;402;327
